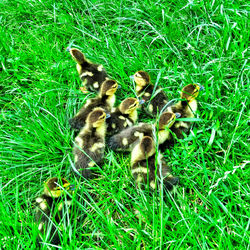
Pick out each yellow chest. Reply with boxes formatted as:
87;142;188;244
96;123;107;138
186;100;198;117
129;110;138;123
76;64;82;75
158;130;170;144
106;95;116;110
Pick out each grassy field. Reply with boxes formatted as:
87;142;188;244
0;0;249;248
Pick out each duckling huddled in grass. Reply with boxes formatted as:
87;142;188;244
108;111;180;152
131;136;179;190
132;70;169;117
35;177;74;245
106;97;143;136
69;79;118;130
73;107;107;178
166;83;203;138
68;48;108;93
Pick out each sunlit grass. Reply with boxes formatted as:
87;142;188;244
0;0;249;248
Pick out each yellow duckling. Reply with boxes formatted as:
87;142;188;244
35;177;74;245
166;83;203;138
68;47;108;93
131;136;179;190
69;79;118;130
132;70;168;116
73;108;107;178
108;111;180;151
106;97;143;136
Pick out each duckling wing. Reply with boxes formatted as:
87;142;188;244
82;64;108;92
108;123;152;151
69;98;103;130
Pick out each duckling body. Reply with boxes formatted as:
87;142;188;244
166;84;201;138
35;178;73;245
133;71;168;116
131;136;179;190
106;98;140;136
108;112;177;152
73;108;107;178
69;48;108;92
69;79;118;130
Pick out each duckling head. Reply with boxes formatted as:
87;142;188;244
119;98;139;114
100;79;118;96
133;71;151;87
158;112;177;130
181;84;201;102
69;48;85;63
86;107;106;128
139;136;155;157
44;177;72;198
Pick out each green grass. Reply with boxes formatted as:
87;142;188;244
0;0;249;248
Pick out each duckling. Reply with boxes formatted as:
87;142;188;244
131;136;179;190
35;177;74;245
106;97;143;136
166;83;203;138
68;48;108;93
132;71;168;116
108;111;179;152
69;79;118;130
73;107;107;178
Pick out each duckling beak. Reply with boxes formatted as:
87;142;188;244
66;47;71;52
139;99;145;105
129;75;134;80
69;184;75;191
175;112;181;118
198;84;205;91
106;113;111;119
117;85;121;89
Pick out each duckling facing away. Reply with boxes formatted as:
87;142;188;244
106;97;142;136
68;48;108;93
108;111;179;152
73;108;107;178
35;177;74;245
131;136;179;190
69;79;118;130
166;83;203;138
132;71;168;117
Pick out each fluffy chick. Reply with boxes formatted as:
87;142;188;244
108;111;178;152
68;48;108;93
35;177;74;245
73;108;107;178
131;136;179;190
132;71;168;116
166;83;203;138
69;79;118;130
106;97;141;136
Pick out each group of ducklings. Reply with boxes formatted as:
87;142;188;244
34;47;203;245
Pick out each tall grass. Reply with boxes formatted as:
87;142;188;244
0;0;249;248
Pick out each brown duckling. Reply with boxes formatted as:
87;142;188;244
69;79;118;130
108;111;180;152
166;83;203;138
68;48;108;93
35;177;74;245
73;108;107;178
106;97;143;136
132;70;168;116
131;136;179;190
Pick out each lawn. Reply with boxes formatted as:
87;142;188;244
0;0;249;249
